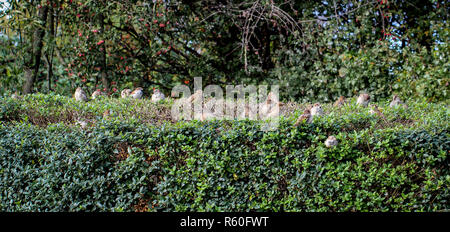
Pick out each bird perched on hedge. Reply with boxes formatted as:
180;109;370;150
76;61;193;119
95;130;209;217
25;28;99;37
369;104;384;117
11;91;20;99
204;98;226;119
74;87;88;102
184;90;204;119
369;104;388;123
121;89;132;98
259;92;284;119
333;96;347;107
389;95;408;109
310;103;324;117
356;93;370;107
265;92;279;104
130;87;144;99
151;89;166;103
294;109;312;126
76;119;88;129
91;89;105;99
103;110;111;119
325;136;338;148
187;89;203;103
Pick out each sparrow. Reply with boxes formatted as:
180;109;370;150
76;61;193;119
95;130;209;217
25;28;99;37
204;98;224;118
76;119;88;129
265;92;279;105
266;92;285;107
121;89;132;98
103;110;111;119
369;104;389;124
356;93;370;107
324;136;338;148
259;92;283;119
333;96;346;107
369;104;384;117
11;91;20;99
389;95;408;109
74;87;88;102
310;103;324;117
187;90;203;103
130;87;144;99
294;109;312;126
91;89;105;99
186;90;204;119
151;88;166;103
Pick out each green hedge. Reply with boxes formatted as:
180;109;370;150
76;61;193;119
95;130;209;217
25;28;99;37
0;95;449;211
0;122;448;212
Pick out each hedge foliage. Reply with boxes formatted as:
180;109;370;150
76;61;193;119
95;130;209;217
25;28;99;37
0;94;449;212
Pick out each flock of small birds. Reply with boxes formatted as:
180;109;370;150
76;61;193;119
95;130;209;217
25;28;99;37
71;87;166;129
294;93;408;148
74;87;163;102
11;88;408;149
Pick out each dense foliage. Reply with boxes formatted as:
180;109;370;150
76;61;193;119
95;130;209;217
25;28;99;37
0;0;448;102
0;94;449;211
0;0;448;212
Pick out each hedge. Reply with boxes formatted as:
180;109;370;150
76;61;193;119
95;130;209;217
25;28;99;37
0;94;449;211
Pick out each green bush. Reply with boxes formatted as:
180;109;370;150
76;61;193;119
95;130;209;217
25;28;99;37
0;94;448;212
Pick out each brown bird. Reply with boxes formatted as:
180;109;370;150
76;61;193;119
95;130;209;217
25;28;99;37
151;88;166;102
130;87;144;99
103;110;111;119
369;104;384;117
91;89;105;99
187;89;203;103
121;89;132;98
265;91;279;105
205;98;229;119
266;92;285;107
325;136;338;148
74;87;88;102
356;93;370;107
11;91;20;99
76;119;89;129
259;92;283;119
389;95;408;109
333;96;346;107
294;109;312;126
310;103;324;116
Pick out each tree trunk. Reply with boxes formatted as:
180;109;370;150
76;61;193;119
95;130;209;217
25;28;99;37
46;4;55;92
99;13;110;93
23;5;49;94
23;67;34;94
261;22;274;71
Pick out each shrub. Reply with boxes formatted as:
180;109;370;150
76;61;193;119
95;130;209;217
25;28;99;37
0;94;448;212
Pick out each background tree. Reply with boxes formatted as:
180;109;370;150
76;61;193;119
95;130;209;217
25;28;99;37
0;0;448;102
